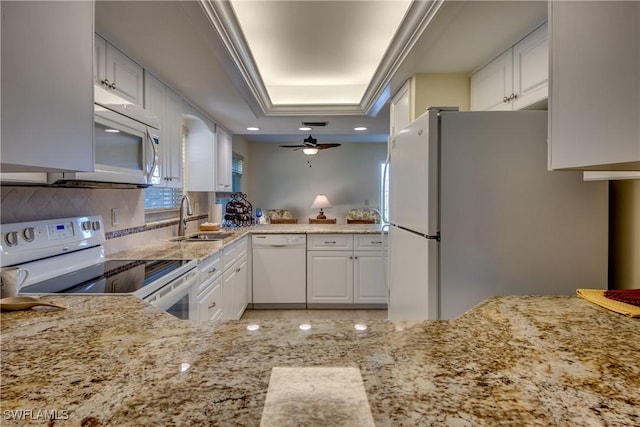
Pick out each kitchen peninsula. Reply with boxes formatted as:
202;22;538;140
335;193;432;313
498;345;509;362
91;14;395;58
1;295;638;426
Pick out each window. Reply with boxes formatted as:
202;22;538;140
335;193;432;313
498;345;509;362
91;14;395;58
380;162;389;222
144;187;182;211
232;153;244;193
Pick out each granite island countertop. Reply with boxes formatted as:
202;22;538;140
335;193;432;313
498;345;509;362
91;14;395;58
109;224;385;261
1;296;639;426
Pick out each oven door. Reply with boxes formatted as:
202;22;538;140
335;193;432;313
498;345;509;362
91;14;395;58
143;268;198;321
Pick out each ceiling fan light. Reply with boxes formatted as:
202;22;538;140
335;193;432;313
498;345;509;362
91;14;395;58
303;147;319;155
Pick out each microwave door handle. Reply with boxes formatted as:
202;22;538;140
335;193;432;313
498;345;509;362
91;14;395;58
146;127;158;183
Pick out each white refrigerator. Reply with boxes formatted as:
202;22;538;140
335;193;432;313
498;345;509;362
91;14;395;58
387;108;608;320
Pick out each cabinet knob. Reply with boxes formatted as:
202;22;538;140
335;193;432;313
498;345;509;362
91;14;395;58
111;82;116;90
236;267;242;272
503;96;509;103
208;268;217;274
509;93;517;101
349;256;353;259
101;78;110;87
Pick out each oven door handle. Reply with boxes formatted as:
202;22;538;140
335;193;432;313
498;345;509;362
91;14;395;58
144;269;197;311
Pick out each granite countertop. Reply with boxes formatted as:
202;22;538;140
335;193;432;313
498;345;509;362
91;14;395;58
1;296;638;426
109;224;385;261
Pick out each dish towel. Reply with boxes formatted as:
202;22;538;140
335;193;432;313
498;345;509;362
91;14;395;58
577;289;640;318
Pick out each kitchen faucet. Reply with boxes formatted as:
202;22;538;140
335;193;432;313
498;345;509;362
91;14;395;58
178;194;193;237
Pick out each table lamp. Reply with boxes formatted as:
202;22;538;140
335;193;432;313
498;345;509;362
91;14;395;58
311;194;331;219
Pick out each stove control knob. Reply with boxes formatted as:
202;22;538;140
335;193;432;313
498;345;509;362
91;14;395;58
4;231;19;247
81;221;92;231
22;227;35;242
91;221;101;231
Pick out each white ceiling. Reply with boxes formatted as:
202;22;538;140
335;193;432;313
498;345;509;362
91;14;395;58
95;1;547;144
230;0;412;106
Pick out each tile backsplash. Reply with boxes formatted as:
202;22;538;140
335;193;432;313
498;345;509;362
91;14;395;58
1;186;210;255
1;186;145;231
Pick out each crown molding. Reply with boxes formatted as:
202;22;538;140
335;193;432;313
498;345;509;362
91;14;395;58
199;0;443;117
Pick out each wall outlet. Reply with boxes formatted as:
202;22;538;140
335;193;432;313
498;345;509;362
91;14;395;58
111;208;120;226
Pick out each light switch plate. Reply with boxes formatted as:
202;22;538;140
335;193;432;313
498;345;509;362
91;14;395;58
111;208;120;226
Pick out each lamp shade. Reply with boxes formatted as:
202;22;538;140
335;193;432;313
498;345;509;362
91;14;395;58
311;194;331;209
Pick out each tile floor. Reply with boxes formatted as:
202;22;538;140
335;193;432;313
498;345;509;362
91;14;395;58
241;309;388;321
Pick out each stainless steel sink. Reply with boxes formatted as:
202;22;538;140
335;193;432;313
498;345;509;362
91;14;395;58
173;232;235;242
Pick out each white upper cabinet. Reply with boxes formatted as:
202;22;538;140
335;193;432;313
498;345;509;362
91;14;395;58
389;80;411;136
1;1;94;172
216;127;233;192
470;50;514;111
549;2;640;171
471;22;548;111
184;114;217;192
95;34;143;106
144;72;183;188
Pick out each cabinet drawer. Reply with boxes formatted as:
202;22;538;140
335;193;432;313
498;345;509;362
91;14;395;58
307;234;353;250
355;235;387;250
197;253;222;294
198;278;222;321
223;237;248;270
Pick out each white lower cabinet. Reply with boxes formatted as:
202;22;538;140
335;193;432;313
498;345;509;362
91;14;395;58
306;234;387;306
221;237;249;320
353;251;387;304
195;253;223;321
307;251;354;304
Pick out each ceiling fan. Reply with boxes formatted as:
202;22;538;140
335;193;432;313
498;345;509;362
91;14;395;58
280;135;341;155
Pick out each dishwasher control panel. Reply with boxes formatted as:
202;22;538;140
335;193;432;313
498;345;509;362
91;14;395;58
252;234;306;247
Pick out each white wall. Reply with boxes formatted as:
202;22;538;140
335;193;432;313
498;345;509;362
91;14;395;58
247;142;386;223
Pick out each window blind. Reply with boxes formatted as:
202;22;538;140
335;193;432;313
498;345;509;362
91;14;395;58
144;187;182;210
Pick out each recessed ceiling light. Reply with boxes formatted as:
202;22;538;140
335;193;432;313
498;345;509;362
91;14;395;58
246;127;260;131
299;126;312;131
104;129;120;133
354;127;367;131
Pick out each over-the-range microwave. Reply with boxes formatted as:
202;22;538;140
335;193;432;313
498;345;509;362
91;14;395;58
48;85;160;188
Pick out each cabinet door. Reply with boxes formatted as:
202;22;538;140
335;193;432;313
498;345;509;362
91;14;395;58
470;49;513;111
1;1;94;172
549;1;640;170
221;265;237;320
216;128;232;192
198;277;222;321
234;256;248;319
105;43;143;105
390;80;411;135
163;88;184;187
306;251;353;304
353;252;387;304
94;34;107;87
513;22;548;110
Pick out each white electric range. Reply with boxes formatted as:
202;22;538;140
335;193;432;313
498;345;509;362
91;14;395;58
0;216;198;320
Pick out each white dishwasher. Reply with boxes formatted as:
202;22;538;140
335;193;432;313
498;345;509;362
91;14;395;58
252;234;307;308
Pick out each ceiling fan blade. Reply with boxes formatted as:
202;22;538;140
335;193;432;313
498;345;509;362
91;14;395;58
279;144;305;148
317;143;342;149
